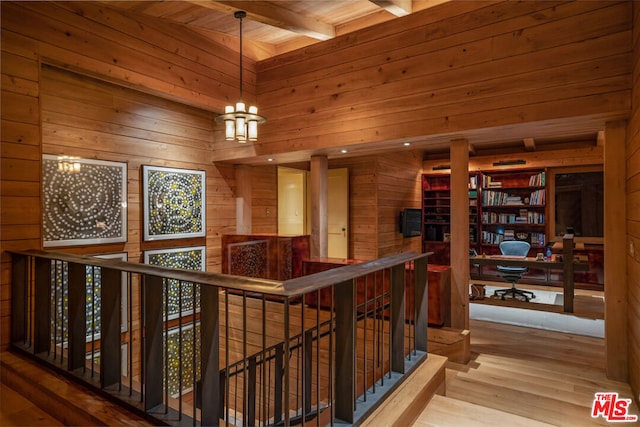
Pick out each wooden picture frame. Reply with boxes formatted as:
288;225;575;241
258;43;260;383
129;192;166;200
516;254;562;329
142;165;206;241
43;155;127;247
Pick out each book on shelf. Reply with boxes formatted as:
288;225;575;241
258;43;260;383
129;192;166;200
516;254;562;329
529;189;545;205
528;171;545;187
469;176;478;189
530;232;546;246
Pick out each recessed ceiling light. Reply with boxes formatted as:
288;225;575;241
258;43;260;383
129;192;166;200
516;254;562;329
403;142;411;146
340;149;348;154
267;158;273;162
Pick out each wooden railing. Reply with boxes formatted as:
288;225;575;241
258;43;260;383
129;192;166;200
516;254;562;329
9;249;430;426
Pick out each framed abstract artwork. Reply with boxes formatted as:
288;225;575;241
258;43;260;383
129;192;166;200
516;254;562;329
43;155;127;247
142;165;206;241
144;246;206;318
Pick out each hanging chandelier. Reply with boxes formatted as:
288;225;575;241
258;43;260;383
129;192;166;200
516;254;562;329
215;11;265;143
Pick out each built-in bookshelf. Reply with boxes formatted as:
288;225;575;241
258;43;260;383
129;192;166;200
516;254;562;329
422;168;547;263
422;173;480;264
479;169;546;254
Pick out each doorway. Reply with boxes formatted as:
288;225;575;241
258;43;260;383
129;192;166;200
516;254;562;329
277;167;349;258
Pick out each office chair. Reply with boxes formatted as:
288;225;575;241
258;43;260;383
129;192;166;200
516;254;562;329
493;240;536;302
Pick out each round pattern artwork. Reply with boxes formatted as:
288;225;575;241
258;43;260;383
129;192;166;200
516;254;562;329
43;160;124;242
146;169;203;237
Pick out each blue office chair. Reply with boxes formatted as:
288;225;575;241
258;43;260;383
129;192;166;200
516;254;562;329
493;240;536;302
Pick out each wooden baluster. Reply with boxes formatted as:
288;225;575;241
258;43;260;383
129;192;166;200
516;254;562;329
143;274;163;411
391;264;406;374
200;284;221;426
100;267;121;388
67;262;86;372
335;279;356;423
414;257;429;353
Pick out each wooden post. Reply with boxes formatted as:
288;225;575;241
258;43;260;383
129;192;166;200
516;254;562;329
236;165;253;234
450;139;470;330
34;258;52;355
413;256;428;352
310;155;328;258
100;267;122;388
200;284;220;425
604;120;628;381
562;234;575;313
390;264;406;374
335;279;355;423
68;262;87;372
10;254;27;344
143;274;164;411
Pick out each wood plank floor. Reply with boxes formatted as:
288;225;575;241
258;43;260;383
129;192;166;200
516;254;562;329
416;319;640;427
0;382;63;427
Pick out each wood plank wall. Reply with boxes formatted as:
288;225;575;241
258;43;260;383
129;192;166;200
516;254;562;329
0;1;250;350
627;0;640;404
376;152;422;258
250;166;278;234
226;1;633;163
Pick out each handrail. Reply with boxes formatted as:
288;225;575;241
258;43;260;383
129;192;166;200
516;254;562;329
8;249;431;426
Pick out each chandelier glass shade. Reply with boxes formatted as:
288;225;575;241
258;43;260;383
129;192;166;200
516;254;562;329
215;11;265;143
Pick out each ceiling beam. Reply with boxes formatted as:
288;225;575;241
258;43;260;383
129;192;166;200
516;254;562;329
369;0;412;16
468;143;477;156
187;1;335;40
523;137;536;152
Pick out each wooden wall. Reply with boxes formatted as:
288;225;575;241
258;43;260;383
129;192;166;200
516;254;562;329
377;152;423;258
250;165;278;234
627;0;640;404
212;1;633;163
0;1;249;350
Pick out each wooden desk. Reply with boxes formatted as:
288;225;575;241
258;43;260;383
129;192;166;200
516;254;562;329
469;255;589;313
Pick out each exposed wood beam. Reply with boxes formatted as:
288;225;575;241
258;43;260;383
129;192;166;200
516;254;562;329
523;137;536;152
468;143;477;156
597;130;605;146
187;1;335;40
369;0;412;17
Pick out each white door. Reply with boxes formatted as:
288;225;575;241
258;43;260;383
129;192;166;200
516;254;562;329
277;167;307;235
328;168;349;259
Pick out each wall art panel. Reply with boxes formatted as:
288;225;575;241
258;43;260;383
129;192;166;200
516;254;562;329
43;155;127;247
144;246;205;318
142;165;206;241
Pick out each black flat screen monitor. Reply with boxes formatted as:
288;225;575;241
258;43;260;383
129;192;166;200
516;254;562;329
400;208;422;238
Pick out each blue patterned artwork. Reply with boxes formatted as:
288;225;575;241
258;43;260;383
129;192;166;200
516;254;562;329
43;155;127;247
142;165;205;241
144;246;205;318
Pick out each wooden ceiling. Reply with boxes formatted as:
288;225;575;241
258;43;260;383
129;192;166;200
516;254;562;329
101;0;448;60
99;1;603;162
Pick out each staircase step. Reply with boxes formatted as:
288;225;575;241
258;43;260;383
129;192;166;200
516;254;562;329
0;351;153;426
360;353;447;427
415;395;555;427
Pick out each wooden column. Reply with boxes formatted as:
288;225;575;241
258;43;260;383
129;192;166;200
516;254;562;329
236;165;252;234
450;139;470;330
604;120;628;381
310;155;328;257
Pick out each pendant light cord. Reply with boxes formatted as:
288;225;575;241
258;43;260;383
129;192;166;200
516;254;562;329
235;10;246;100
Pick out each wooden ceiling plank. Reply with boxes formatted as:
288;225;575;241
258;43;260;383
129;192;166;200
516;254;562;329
369;0;412;17
185;0;335;40
523;137;536;151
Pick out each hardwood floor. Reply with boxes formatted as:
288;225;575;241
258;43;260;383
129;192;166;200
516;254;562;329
417;319;640;427
0;382;63;426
